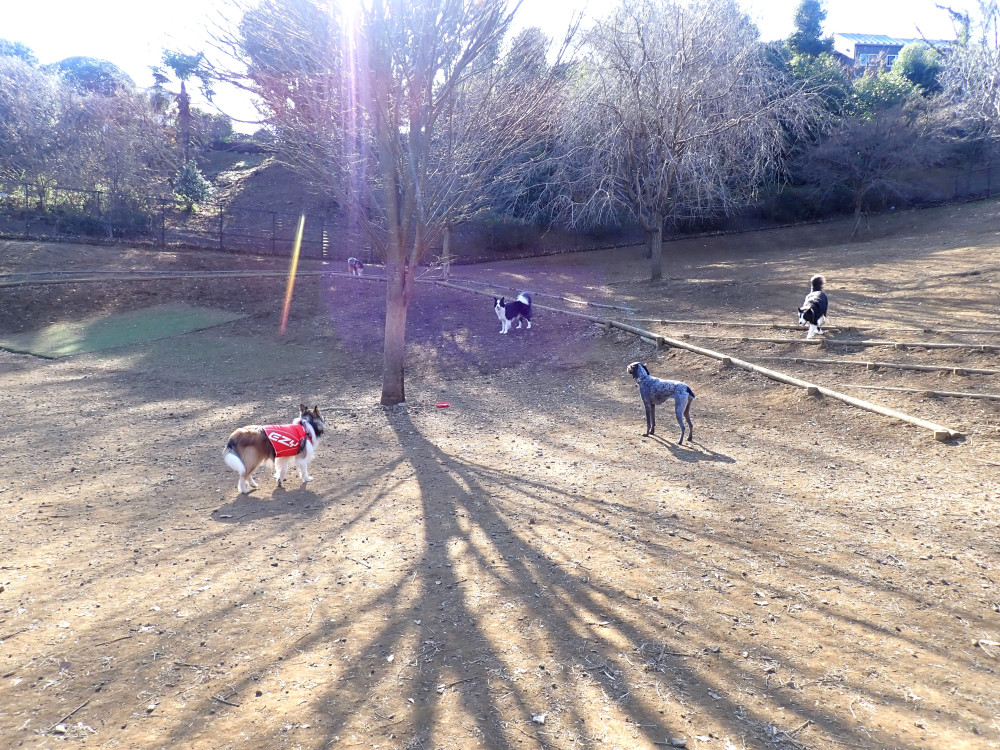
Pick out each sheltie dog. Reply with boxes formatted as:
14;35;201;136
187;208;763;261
494;292;532;334
223;404;325;494
348;257;364;276
798;274;829;339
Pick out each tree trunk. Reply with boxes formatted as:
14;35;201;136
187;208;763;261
442;224;452;280
851;201;863;240
381;260;409;405
179;80;191;164
649;224;663;281
642;213;664;281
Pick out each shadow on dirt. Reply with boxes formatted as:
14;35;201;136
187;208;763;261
652;436;736;464
212;483;325;524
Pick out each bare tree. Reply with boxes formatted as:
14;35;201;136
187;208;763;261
213;0;352;201
941;1;1000;140
52;89;175;196
216;0;566;405
0;57;60;186
0;57;172;196
363;0;571;403
798;104;940;238
419;25;567;277
548;0;814;279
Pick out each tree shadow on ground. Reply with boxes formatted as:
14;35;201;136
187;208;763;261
194;406;908;750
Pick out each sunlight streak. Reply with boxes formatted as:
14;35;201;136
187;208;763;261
280;213;306;336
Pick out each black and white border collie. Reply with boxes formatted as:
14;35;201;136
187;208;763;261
798;274;829;339
494;292;532;334
347;257;364;276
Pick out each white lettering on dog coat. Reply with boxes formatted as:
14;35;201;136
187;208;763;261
264;423;308;457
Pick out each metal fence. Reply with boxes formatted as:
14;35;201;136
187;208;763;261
951;161;999;201
0;182;632;263
2;161;998;261
0;183;342;259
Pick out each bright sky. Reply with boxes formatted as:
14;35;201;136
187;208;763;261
518;0;971;42
3;0;976;132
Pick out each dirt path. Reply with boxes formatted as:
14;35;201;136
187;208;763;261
1;201;999;749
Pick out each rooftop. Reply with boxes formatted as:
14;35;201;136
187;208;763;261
833;32;952;46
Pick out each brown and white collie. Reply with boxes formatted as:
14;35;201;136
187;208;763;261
223;404;325;494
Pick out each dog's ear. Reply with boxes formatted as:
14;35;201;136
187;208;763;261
299;403;308;414
312;405;320;416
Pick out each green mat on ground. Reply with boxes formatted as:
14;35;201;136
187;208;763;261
0;304;247;358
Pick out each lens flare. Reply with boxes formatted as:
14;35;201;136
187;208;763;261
280;214;306;336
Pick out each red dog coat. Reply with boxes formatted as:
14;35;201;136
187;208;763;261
264;423;309;457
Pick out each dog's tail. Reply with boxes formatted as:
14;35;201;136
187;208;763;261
810;274;825;292
685;385;696;399
516;292;531;307
223;442;245;475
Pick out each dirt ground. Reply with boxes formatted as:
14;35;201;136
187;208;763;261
1;199;999;750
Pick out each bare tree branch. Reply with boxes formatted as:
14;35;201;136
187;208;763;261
541;0;817;279
214;0;571;404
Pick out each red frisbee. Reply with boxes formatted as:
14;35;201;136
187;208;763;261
435;402;450;408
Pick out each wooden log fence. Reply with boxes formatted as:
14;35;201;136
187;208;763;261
434;280;963;442
0;268;387;288
678;333;1000;352
4;269;967;441
839;384;1000;401
752;356;1000;376
630;318;1000;336
446;275;638;312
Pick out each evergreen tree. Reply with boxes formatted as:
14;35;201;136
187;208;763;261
48;56;135;96
0;39;38;66
788;0;833;57
894;42;943;93
152;51;213;164
173;159;213;210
